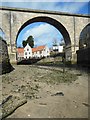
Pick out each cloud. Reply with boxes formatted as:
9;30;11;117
1;1;88;48
1;1;88;14
23;23;52;39
21;23;63;47
55;2;88;13
1;0;89;2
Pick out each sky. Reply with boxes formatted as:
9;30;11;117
17;22;63;48
0;1;89;48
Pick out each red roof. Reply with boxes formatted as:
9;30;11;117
32;45;45;52
17;48;24;53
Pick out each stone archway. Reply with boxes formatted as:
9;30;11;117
16;16;71;61
79;23;90;49
77;23;90;66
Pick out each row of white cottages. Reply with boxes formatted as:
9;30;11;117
17;44;64;61
17;44;50;60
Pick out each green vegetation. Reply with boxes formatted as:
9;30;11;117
22;35;34;48
30;67;77;84
36;61;63;67
22;40;27;47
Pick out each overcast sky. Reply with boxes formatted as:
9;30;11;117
0;1;89;48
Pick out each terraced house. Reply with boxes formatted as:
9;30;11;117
17;44;50;60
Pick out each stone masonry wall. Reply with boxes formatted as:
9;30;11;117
0;7;89;62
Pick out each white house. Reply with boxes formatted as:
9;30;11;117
17;48;24;61
58;46;63;52
17;44;50;60
53;45;63;53
24;43;32;59
32;45;50;58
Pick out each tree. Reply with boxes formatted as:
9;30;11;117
26;35;34;48
22;40;27;47
22;36;34;48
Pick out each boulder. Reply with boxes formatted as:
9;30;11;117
0;37;14;75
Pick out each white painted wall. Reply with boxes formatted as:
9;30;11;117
24;44;32;59
24;44;50;59
32;46;50;58
53;45;63;53
58;46;63;52
43;46;50;57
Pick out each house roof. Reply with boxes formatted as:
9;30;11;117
17;48;24;53
17;45;46;53
32;45;45;52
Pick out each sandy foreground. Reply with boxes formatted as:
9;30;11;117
0;64;89;118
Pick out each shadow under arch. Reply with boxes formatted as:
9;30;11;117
79;23;90;49
0;37;14;75
16;16;71;47
77;23;90;67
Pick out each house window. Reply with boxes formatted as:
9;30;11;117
25;52;27;55
27;48;29;51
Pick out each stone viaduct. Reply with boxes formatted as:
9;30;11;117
0;6;89;63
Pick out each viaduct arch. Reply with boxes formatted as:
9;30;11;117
16;16;71;47
0;6;89;63
79;23;90;49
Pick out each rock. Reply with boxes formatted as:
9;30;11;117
35;96;40;99
1;96;27;119
82;103;90;107
51;92;64;96
0;95;12;106
0;38;14;75
39;103;47;105
75;105;78;108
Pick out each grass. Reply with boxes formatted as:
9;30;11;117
36;61;63;66
36;69;77;84
2;64;77;85
26;66;77;84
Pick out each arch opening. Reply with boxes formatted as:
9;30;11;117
16;16;72;62
77;23;90;66
16;16;71;47
79;23;90;49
